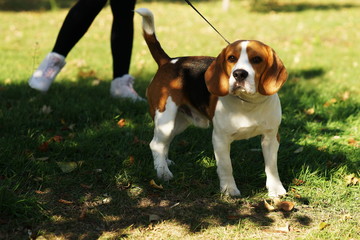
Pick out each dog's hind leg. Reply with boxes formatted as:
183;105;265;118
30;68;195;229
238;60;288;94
150;96;190;180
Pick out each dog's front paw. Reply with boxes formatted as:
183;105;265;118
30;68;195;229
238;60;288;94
267;182;287;198
221;184;241;197
156;165;173;181
166;159;175;166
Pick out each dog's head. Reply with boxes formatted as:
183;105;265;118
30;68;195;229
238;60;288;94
205;40;288;97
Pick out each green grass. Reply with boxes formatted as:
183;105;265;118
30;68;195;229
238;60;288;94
1;0;359;239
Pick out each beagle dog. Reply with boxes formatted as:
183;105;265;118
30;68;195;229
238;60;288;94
136;8;288;197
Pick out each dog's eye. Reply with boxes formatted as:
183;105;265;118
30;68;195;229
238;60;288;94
227;55;237;63
251;56;263;64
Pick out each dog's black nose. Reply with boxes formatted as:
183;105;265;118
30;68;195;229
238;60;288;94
233;69;248;81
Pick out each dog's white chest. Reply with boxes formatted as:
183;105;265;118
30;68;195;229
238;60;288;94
213;95;282;140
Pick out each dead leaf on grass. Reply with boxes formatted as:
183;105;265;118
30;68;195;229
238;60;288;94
264;199;276;211
263;223;290;233
273;223;290;233
36;157;50;161
292;178;305;186
51;135;64;143
264;198;295;212
40;105;52;114
149;179;163;190
129;155;135;165
77;69;96;78
277;201;295;212
304;108;315;115
293;147;304;154
345;174;359;186
80;184;93;189
323;98;337;107
318;221;330;230
117;118;126;128
56;161;84;173
341;214;352;221
341;91;350;101
58;199;74;205
38;142;49;152
35;190;48;195
347;138;359;147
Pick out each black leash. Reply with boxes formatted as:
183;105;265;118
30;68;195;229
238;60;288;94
184;0;230;45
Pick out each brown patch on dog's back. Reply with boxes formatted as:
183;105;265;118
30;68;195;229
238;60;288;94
147;56;217;120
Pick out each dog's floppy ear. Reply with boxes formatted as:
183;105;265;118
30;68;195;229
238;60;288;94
204;48;229;96
258;47;288;95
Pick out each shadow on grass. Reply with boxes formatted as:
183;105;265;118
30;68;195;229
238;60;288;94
0;68;359;238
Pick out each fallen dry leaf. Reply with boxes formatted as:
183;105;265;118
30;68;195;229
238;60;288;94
129;155;135;165
275;223;290;233
341;214;352;221
341;91;350;101
38;142;49;152
117;118;126;128
264;199;276;211
345;174;359;186
35;190;47;195
304;108;315;115
277;201;295;212
292;178;305;186
347;138;359;147
58;199;74;205
51;135;64;143
294;194;302;199
264;198;295;212
149;179;163;190
56;161;83;173
263;223;290;234
294;147;304;154
323;98;337;107
40;105;52;114
80;184;93;189
77;69;96;78
318;221;330;230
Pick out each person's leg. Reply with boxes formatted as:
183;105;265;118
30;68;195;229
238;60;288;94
109;0;144;101
53;0;107;56
29;0;107;92
109;0;136;78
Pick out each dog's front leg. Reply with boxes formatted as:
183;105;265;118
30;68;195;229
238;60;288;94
213;130;241;196
261;132;286;197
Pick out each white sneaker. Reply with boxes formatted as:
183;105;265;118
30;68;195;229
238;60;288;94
110;74;145;101
29;52;66;92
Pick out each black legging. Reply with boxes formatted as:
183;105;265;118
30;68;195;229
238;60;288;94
52;0;136;79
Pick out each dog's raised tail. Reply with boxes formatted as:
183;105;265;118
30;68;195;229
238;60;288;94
135;8;171;67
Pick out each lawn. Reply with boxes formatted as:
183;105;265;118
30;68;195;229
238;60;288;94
0;0;359;239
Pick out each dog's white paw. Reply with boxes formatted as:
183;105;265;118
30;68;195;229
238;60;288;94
156;165;173;181
221;184;241;197
267;182;287;198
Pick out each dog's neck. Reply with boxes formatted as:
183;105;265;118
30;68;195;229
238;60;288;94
232;92;271;104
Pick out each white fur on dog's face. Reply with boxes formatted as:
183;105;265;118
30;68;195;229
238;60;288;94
229;41;257;95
